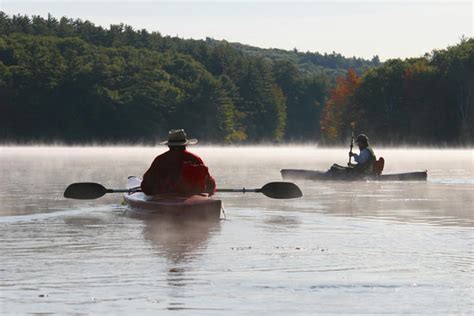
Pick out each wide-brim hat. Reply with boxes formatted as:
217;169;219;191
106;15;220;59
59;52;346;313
160;129;198;146
355;134;369;144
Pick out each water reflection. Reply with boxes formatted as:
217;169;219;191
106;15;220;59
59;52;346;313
142;217;221;310
142;218;221;263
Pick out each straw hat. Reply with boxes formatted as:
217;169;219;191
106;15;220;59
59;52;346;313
160;129;198;146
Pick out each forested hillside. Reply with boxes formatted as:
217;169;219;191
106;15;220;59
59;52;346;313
0;13;472;144
0;13;338;143
207;39;380;80
321;38;474;145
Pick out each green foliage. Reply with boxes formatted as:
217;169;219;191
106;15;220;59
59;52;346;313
208;39;380;81
273;60;328;140
0;12;328;143
1;12;470;145
322;39;474;145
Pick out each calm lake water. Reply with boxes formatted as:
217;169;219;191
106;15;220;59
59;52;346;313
1;146;473;315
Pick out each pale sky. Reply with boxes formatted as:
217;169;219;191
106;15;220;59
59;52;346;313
1;0;472;60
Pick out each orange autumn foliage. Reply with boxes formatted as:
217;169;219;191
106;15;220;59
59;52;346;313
321;69;361;142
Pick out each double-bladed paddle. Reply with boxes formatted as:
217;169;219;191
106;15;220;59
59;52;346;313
64;182;303;200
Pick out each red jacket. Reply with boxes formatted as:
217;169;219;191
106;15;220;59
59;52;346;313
141;149;216;196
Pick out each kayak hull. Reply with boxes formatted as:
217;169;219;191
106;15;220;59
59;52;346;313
281;169;428;181
124;177;222;220
124;193;222;220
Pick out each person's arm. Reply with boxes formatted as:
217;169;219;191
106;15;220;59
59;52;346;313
192;154;216;195
141;157;161;195
354;149;370;164
206;174;216;196
184;150;216;195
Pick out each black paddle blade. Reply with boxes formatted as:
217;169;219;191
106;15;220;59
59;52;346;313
64;182;108;200
259;182;303;199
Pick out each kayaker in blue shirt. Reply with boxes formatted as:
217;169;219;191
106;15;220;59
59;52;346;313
349;134;376;173
328;134;376;177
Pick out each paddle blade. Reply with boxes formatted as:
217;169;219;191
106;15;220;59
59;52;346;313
259;182;303;199
64;182;108;200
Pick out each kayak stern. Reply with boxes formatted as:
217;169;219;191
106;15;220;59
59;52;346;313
124;176;222;220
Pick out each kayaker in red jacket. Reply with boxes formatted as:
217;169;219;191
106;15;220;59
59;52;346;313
141;129;216;196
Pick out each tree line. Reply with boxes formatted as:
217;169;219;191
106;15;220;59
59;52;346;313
321;38;473;145
207;39;381;80
0;12;335;143
0;12;472;145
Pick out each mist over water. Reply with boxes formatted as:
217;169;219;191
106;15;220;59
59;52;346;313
0;146;473;314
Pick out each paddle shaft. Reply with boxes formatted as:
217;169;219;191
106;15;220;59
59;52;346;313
106;189;135;193
107;188;260;193
216;188;259;193
348;125;354;165
106;186;142;193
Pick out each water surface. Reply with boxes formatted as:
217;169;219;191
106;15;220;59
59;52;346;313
0;146;473;314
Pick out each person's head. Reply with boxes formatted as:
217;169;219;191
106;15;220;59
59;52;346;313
161;129;198;150
355;134;369;149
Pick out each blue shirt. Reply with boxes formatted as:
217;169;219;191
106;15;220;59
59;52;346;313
353;148;371;164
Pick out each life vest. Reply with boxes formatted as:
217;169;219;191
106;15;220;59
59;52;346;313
175;162;209;195
355;147;376;174
367;147;376;162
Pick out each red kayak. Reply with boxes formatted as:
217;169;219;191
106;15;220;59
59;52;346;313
123;176;222;220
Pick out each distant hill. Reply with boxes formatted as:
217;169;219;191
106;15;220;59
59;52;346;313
0;12;379;81
205;38;380;80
